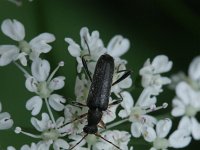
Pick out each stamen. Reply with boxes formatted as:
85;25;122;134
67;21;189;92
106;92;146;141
47;61;64;83
145;103;168;113
14;127;41;138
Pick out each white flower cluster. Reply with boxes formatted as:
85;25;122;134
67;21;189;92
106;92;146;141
171;56;200;146
0;18;199;150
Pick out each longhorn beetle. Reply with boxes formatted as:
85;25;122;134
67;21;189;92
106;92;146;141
67;40;131;150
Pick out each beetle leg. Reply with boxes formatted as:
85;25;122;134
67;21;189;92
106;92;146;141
59;113;88;128
69;133;88;150
112;70;132;86
81;55;93;82
95;133;121;150
98;120;106;129
108;93;123;106
71;101;87;108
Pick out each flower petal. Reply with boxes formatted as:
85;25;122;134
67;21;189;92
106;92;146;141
118;91;134;118
26;96;43;116
107;35;130;57
171;98;185;117
0;45;19;66
142;126;156;142
53;139;69;150
151;55;173;74
1;19;25;41
0;112;14;130
169;129;191;148
29;33;55;54
188;56;200;81
31;58;50;82
48;76;65;90
49;94;66;111
65;38;81;57
25;76;38;92
131;122;142;138
176;82;193;105
191;117;200;140
178;116;191;132
31;113;51;131
156;118;172;138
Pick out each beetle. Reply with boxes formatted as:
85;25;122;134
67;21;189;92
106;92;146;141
67;53;131;150
66;39;131;150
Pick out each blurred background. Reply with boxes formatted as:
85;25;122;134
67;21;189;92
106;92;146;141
0;0;199;149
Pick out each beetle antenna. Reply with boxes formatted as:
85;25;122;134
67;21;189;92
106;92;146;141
69;133;88;150
83;37;91;55
95;133;121;150
58;113;87;129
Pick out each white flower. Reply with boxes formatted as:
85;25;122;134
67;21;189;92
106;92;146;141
0;101;13;130
118;88;168;140
93;130;131;150
143;118;191;149
171;81;200;141
14;113;69;150
25;59;66;115
65;27;105;73
140;55;172;94
0;19;55;66
171;82;200;117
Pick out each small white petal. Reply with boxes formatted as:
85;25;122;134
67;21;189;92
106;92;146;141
178;116;191;132
188;56;200;81
119;91;134;118
7;146;16;150
29;33;55;54
107;35;130;57
0;45;19;66
49;94;66;111
48;76;65;90
118;76;132;89
169;129;191;148
176;82;193;105
151;55;173;74
191;117;200;140
65;38;81;57
31;113;51;131
1;19;25;41
171;98;185;117
142;126;156;142
25;76;38;92
31;58;50;82
53;139;69;150
16;52;28;66
156;118;172;138
26;96;43;116
131;122;142;137
0;112;14;130
136;87;157;107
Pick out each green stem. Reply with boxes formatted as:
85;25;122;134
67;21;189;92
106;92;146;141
13;61;31;77
45;98;57;128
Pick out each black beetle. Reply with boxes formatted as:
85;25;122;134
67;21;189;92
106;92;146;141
67;52;131;150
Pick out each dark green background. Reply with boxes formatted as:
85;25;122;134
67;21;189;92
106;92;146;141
0;0;199;149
